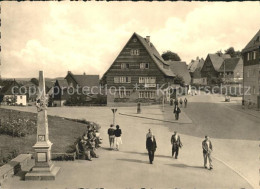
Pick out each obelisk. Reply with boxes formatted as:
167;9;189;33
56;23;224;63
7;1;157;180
25;71;60;180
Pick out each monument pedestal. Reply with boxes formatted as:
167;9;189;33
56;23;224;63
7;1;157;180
25;71;60;181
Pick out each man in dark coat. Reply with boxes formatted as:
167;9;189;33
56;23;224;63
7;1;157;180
174;98;179;109
146;129;157;164
184;98;188;108
173;106;181;120
171;131;182;159
202;136;213;170
107;124;115;149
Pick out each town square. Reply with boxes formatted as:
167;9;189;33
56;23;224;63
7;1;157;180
0;1;260;189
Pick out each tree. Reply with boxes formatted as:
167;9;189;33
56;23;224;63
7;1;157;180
30;78;39;86
224;47;241;58
173;75;185;86
161;51;181;61
216;50;223;56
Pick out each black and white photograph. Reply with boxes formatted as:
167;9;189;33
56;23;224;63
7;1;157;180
0;1;260;188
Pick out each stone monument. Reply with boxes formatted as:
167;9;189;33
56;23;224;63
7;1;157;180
25;71;60;180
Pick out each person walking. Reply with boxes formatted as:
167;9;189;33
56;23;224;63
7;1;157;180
179;98;183;108
184;98;188;108
146;129;157;164
114;125;122;150
107;124;115;149
202;136;213;170
171;131;182;159
174;98;179;109
173;106;181;120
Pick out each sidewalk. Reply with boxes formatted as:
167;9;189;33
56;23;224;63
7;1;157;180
227;104;260;119
1;105;255;189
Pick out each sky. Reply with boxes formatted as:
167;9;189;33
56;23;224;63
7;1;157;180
1;1;260;78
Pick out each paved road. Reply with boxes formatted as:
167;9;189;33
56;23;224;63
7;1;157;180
1;95;256;188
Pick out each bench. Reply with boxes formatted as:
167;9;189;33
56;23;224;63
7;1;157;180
0;154;32;185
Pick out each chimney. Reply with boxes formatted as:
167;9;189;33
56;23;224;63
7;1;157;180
83;72;86;75
146;36;150;46
196;56;199;60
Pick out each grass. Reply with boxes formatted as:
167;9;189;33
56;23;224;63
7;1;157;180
0;108;87;160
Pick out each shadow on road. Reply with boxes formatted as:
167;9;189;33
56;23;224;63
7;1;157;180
117;158;149;164
166;163;204;169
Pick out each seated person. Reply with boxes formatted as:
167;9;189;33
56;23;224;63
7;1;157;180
88;139;99;158
79;138;92;161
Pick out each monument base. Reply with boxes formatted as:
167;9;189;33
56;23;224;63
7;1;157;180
25;163;60;181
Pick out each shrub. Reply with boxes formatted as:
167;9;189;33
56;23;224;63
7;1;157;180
0;117;36;137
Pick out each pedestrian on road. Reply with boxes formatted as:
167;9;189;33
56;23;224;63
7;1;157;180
171;131;182;159
174;98;179;109
179;98;183;107
184;98;188;108
202;136;213;170
107;124;115;149
114;125;122;150
173;106;181;120
146;129;157;164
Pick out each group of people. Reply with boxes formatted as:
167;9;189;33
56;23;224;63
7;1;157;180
78;125;101;161
107;124;123;150
173;98;188;120
145;129;213;170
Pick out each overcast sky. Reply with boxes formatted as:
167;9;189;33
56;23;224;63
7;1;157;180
1;2;260;78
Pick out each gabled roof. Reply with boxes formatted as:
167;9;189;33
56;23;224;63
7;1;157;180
134;33;175;77
207;54;230;71
242;29;260;53
188;58;205;73
166;61;191;85
218;57;242;72
0;80;24;95
56;79;69;88
66;72;99;88
73;75;99;88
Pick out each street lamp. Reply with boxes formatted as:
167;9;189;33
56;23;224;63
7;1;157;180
111;107;117;126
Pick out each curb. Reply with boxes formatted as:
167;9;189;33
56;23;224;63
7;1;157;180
118;112;192;124
212;155;256;189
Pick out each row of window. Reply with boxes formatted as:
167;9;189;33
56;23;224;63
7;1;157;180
138;91;156;99
246;69;260;78
139;77;156;84
115;91;156;99
247;51;257;61
114;76;131;83
114;76;156;84
121;63;149;69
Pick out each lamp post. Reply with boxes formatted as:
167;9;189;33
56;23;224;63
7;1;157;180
111;107;117;126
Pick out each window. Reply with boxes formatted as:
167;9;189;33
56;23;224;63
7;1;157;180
140;63;149;69
138;91;156;99
20;96;22;99
247;52;250;61
130;49;139;56
139;77;156;84
117;91;131;98
253;51;256;60
121;63;130;69
114;76;131;83
114;77;119;83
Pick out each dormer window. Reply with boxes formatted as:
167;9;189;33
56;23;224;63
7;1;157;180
121;63;130;69
140;63;149;69
130;49;139;56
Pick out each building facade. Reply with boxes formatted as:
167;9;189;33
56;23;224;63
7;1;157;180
218;57;243;83
242;30;260;109
53;71;100;106
201;54;231;85
102;33;176;105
